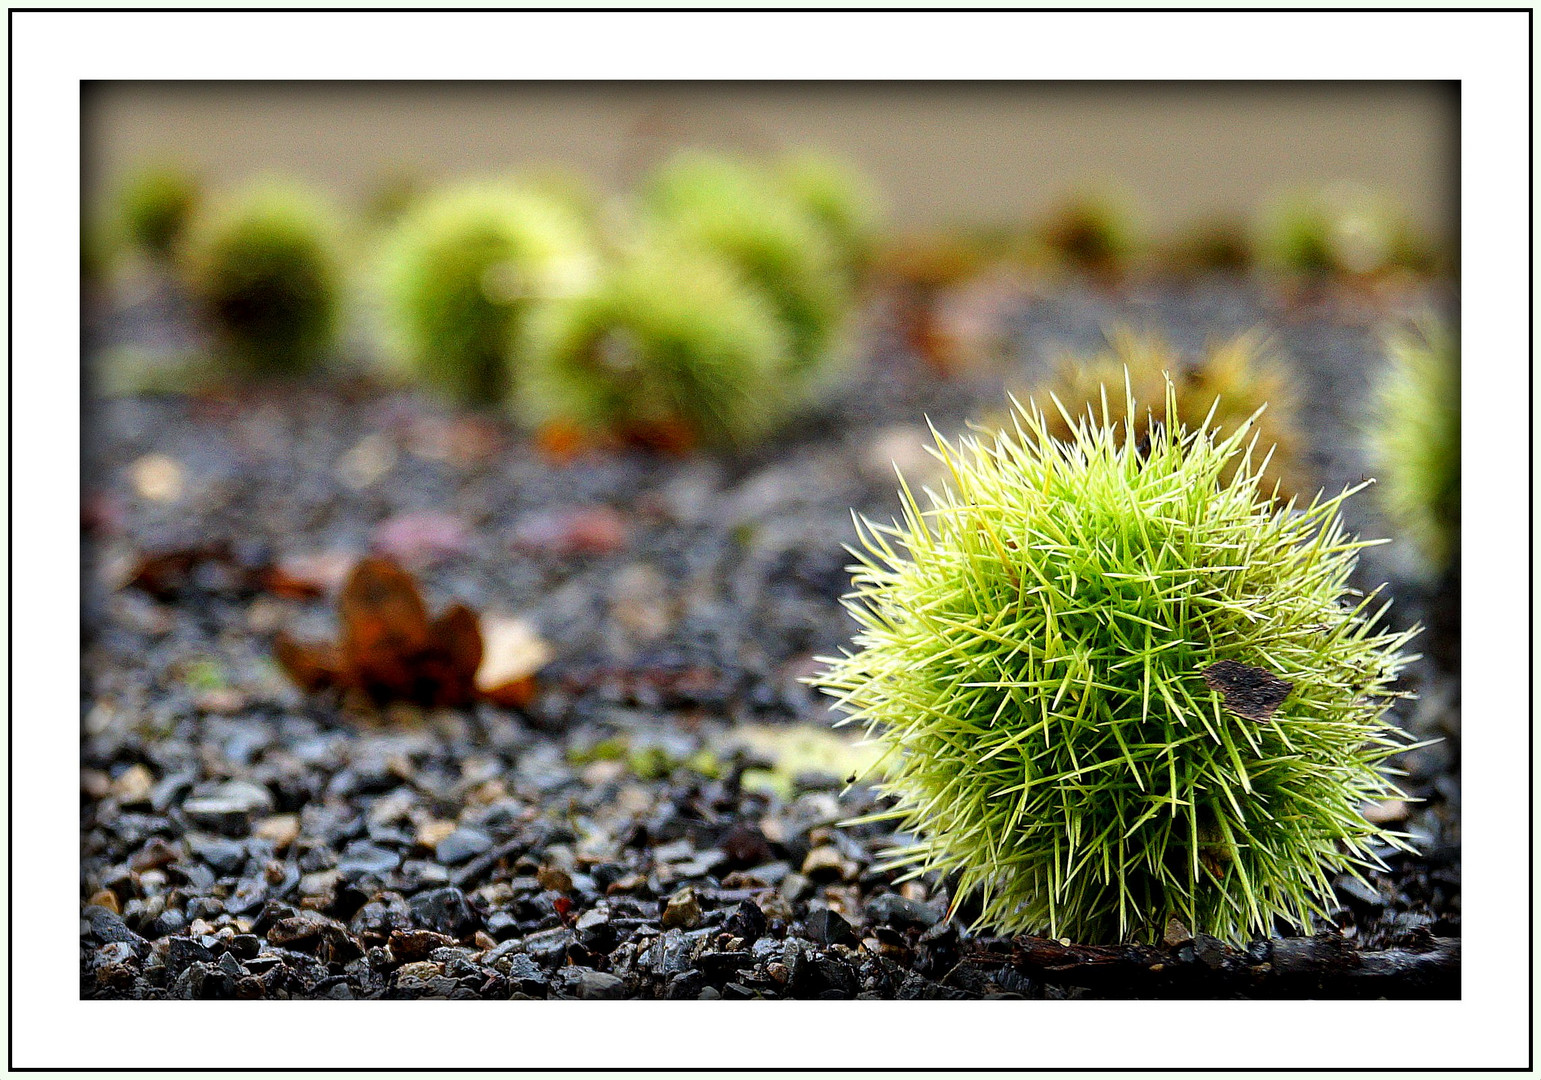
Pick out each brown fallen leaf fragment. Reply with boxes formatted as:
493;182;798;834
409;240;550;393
273;630;345;693
1202;659;1293;721
273;556;549;711
126;545;228;601
476;615;552;707
337;556;482;707
125;541;330;602
422;602;484;707
254;563;329;601
534;419;595;464
262;550;356;598
619;418;697;457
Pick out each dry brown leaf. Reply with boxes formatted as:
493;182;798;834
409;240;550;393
476;614;552;707
338;556;435;702
534;419;592;464
274;556;508;709
423;602;483;707
273;630;345;693
619;418;697;456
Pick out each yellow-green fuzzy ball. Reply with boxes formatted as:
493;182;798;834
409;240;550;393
1258;184;1425;280
1039;190;1143;278
519;240;791;446
641;150;846;378
775;151;884;285
1365;319;1460;575
183;180;344;375
379;183;595;405
118;162;201;260
1016;329;1310;502
815;387;1417;945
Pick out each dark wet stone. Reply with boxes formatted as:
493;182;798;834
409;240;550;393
574;907;616;952
865;892;943;930
336;841;402;880
1338;876;1386;910
1192;935;1236;971
813;954;859;997
350;891;414;943
147;908;188;939
84;905;148;951
186;897;225;921
503;959;551;998
267;910;363;962
805;908;860;949
484;910;520;940
723;899;768;945
522;927;575;969
129;836;181;873
698;950;754;980
665;969;705;999
741;861;791;887
942;960;1028;997
166;935;214;972
217;951;246;980
435;827;494;866
93;940;138;970
673;851;729;880
93;942;140;990
717;823;773;868
409;886;477;938
182;781;274;835
149;770;197;814
229;934;261;959
552;966;627;1000
177;861;219;894
225;876;271;915
398;860;451;891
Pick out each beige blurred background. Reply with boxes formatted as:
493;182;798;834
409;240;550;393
84;81;1457;237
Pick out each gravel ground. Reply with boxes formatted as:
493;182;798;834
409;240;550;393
81;273;1460;999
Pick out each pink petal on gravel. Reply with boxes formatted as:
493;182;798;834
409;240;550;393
373;511;471;567
511;506;628;557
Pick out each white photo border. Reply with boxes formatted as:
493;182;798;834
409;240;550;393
11;7;1530;1071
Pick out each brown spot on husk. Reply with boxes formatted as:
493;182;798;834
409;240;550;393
1202;659;1293;721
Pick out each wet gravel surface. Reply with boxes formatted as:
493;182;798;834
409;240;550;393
82;275;1460;999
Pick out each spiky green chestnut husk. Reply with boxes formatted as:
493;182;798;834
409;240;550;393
378;182;594;404
1164;214;1254;276
1365;320;1460;575
641;150;846;379
1258;184;1429;280
815;387;1417;944
183;180;344;375
518;238;791;446
1020;329;1309;502
1039;190;1142;278
774;151;884;286
117;162;201;260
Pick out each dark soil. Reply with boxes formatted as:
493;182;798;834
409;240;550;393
81;273;1460;1000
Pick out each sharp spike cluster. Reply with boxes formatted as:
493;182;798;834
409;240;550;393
813;386;1420;944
